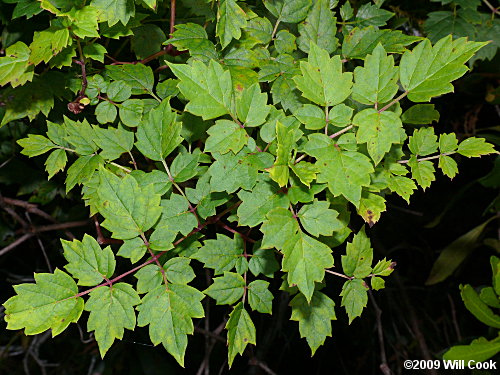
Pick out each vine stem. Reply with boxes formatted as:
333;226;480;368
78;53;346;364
325;269;353;280
324;105;329;135
397;151;456;164
68;202;243;300
483;0;499;15
378;91;408;113
329;124;353;139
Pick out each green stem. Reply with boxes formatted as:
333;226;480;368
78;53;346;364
397;151;456;164
378;91;408;113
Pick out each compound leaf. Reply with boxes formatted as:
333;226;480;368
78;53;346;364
62;234;115;286
282;230;333;302
340;278;368;324
400;36;486;102
137;284;204;366
85;283;140;357
294;43;353;107
135;99;183;161
169;60;233;120
290;291;336;355
96;168;162;240
4;269;84;337
226;302;256;367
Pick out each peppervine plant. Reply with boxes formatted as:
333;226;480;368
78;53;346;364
1;0;498;368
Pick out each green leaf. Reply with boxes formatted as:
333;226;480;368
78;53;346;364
93;125;134;161
401;104;440;125
91;0;135;26
169;60;233;120
356;3;393;27
409;157;435;190
297;0;337;54
106;64;154;95
294;104;325;130
168;23;218;61
424;11;475;44
290;161;318;187
264;0;312;23
460;284;500;328
438;155;458;179
352;44;399;105
457;137;496;158
340;278;369;323
0;41;33;87
236;83;270;127
18;134;55;157
85;283;140;357
408;127;438;156
106;80;132;102
216;0;247;49
426;216;497;285
204;272;245;305
164;257;196;285
62;234;115;286
249;246;280;277
297;200;342;237
269;121;295;187
282;230;333;301
96;168;162;240
4;269;84;336
261;207;299;250
64;117;99;155
135;99;183;161
388;175;416;203
371;277;385;290
226;302;256;367
275;30;297;54
290;291;336;355
479;287;500;309
400;36;487;102
444;336;500;363
208;150;259;193
247;280;273;314
83;43;107;63
306;134;374;206
118;237;147;263
134;264;162;294
294;43;353;107
357;192;386;226
156;194;198;237
204;120;248;155
439;133;459;153
342;26;422;60
372;258;395;276
185;174;230;219
131;170;172;196
341;227;373;278
353;108;402;165
237;176;290;227
137;284;204;366
29;27;71;65
66;155;104;192
192;234;244;275
45;149;67;179
131;24;166;60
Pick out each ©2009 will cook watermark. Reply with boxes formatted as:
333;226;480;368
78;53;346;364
403;359;497;371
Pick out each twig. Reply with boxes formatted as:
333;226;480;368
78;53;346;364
325;269;353;280
378;91;408;113
398;151;456;164
329;124;353;139
0;233;34;257
31;220;90;234
68;40;88;114
369;290;392;375
216;221;256;243
483;0;500;14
